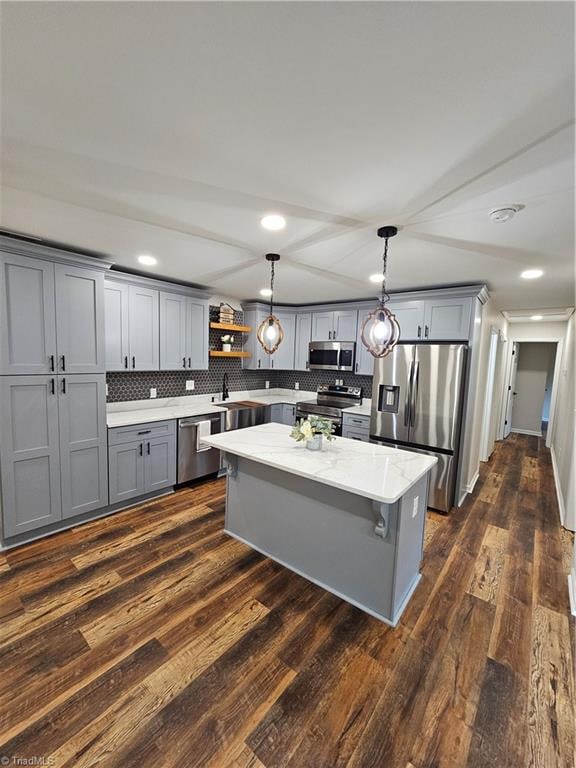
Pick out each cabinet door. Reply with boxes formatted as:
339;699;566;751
144;434;176;492
354;314;375;376
0;253;57;375
269;404;283;423
311;312;333;341
104;282;130;371
242;310;270;370
424;298;472;341
128;285;159;370
333;310;358;341
55;265;105;374
186;300;209;370
282;404;296;425
294;313;311;371
388;301;426;341
0;376;62;537
58;374;108;519
270;312;295;370
160;292;187;371
108;441;145;505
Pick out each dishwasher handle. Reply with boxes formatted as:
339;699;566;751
178;418;217;451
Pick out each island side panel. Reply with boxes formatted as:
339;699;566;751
223;454;410;625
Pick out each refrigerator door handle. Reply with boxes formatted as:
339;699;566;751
404;361;414;427
410;361;420;428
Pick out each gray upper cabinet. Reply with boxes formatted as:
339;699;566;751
55;265;105;374
0;253;57;375
186;299;209;370
270;311;295;370
0;376;62;537
424;298;472;340
388;301;426;341
294;312;311;371
311;310;357;341
128;285;159;370
242;309;270;371
160;291;187;370
104;282;130;371
58;374;108;519
354;316;375;375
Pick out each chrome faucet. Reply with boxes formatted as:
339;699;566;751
222;372;230;401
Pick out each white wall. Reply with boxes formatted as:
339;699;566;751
549;313;575;531
508;321;569;342
512;342;556;434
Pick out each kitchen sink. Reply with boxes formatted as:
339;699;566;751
215;400;268;431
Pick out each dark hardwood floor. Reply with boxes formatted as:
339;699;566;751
0;433;574;767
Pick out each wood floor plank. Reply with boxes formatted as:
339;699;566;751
467;524;508;605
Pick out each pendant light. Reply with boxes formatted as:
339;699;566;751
360;226;401;358
257;253;284;354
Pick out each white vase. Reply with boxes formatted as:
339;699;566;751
306;434;323;451
222;343;231;352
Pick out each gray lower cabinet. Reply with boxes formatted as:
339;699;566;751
58;375;108;519
342;413;371;442
0;376;62;536
269;404;283;423
108;420;176;505
283;404;296;425
0;373;108;538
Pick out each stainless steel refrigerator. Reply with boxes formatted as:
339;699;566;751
370;344;467;513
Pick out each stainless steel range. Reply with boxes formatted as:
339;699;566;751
296;384;363;436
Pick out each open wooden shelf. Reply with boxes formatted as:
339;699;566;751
209;322;252;333
209;350;252;359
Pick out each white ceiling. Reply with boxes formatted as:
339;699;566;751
1;2;574;309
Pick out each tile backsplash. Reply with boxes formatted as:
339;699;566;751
106;306;373;403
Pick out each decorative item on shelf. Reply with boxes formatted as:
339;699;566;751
221;334;234;352
219;302;235;324
257;253;284;354
361;225;401;359
290;415;335;451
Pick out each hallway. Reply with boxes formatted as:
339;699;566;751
0;433;574;767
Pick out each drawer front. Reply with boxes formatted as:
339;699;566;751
342;414;370;431
342;428;370;443
108;419;176;446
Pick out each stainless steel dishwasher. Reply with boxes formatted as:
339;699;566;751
177;412;223;484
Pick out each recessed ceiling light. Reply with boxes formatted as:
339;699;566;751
261;214;286;231
531;315;543;321
369;273;385;283
521;269;543;280
489;204;524;223
137;254;157;267
259;288;273;297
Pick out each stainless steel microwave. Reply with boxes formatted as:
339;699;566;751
308;341;356;371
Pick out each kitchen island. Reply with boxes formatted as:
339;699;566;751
202;423;437;626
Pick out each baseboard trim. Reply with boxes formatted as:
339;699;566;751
569;570;576;617
549;446;566;526
511;428;543;437
465;471;480;495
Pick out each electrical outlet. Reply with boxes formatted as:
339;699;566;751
185;380;195;391
150;387;157;399
265;380;270;389
412;495;419;518
295;382;300;390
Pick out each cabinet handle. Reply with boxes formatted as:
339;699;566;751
147;442;151;455
49;355;55;372
355;362;358;372
333;330;337;340
61;377;66;394
188;357;191;368
424;325;429;338
139;443;143;456
417;326;422;338
50;378;55;395
258;360;261;369
137;429;151;435
124;356;128;369
60;355;66;371
183;356;186;368
132;356;136;369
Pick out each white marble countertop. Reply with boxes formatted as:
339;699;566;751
106;389;317;428
202;423;436;504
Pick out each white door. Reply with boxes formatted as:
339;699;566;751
504;342;518;438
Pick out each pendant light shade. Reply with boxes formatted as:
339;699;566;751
257;254;284;354
361;226;401;359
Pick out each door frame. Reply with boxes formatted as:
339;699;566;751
499;335;563;447
480;327;500;461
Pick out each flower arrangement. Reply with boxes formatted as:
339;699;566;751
221;334;235;352
290;415;335;450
